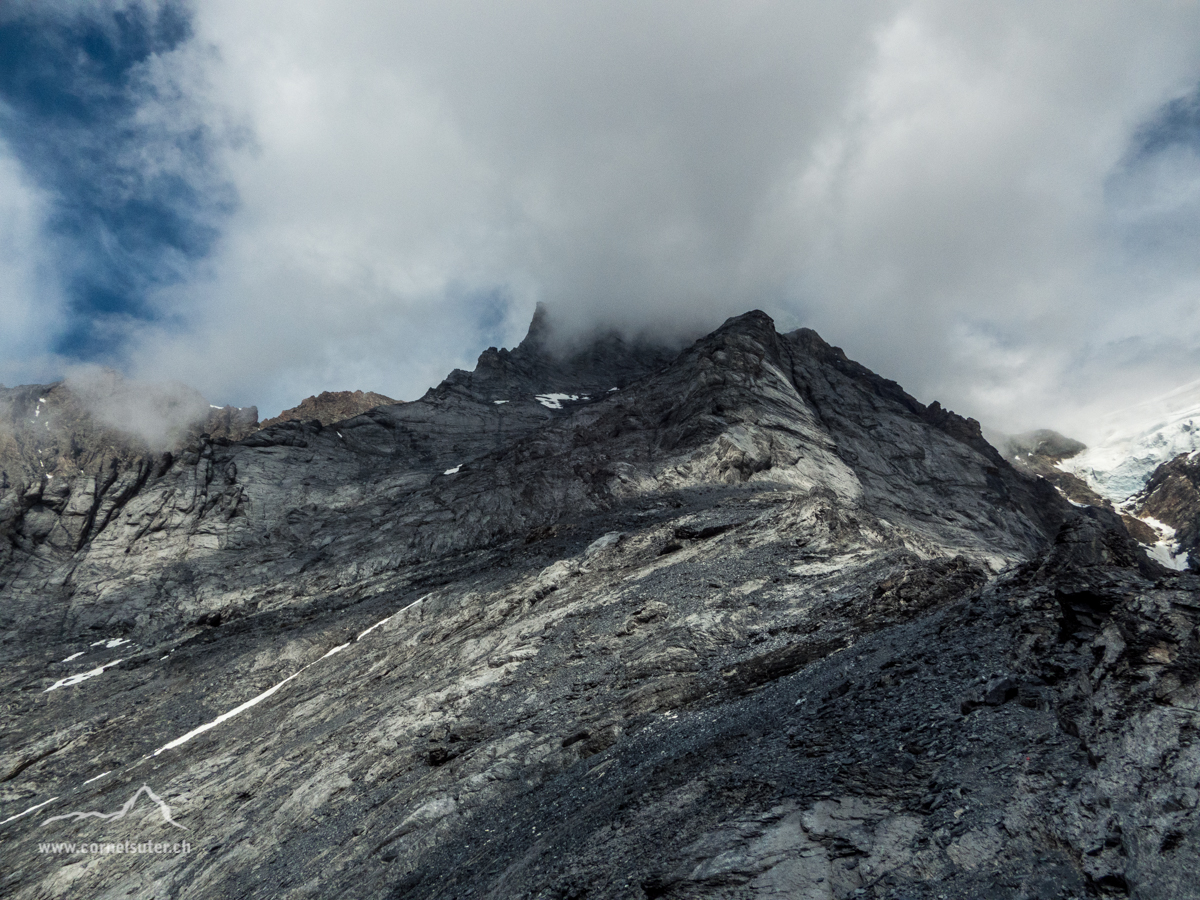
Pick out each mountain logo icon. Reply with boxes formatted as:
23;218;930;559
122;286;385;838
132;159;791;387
41;785;187;831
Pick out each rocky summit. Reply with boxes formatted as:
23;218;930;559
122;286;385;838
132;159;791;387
258;391;399;430
1;310;1198;900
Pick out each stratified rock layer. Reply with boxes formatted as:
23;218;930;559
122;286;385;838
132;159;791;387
1;311;1195;900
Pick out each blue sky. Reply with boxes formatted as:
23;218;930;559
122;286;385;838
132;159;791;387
0;1;232;360
1;1;1199;436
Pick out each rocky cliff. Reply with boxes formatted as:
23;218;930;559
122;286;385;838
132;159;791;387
1;311;1196;900
0;378;256;583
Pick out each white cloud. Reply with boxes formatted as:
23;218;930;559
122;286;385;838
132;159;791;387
64;364;211;448
0;137;65;386
18;0;1194;433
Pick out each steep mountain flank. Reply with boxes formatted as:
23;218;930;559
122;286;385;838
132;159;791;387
1;311;1195;900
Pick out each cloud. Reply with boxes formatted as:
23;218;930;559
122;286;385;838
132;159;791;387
1;1;1199;435
0;137;64;385
64;364;211;449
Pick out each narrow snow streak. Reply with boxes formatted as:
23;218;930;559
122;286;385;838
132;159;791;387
1;796;58;825
61;651;85;663
45;659;125;692
356;594;428;641
157;595;432;756
82;770;111;785
443;465;462;475
152;643;351;756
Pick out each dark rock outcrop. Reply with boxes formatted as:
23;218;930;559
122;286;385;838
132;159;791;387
432;302;682;405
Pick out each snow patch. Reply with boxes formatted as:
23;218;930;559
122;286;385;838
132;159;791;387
1053;486;1088;508
535;393;579;410
61;651;85;662
82;770;112;785
493;400;509;405
45;659;125;692
443;465;462;475
1135;516;1189;571
1139;515;1176;538
1146;540;1190;571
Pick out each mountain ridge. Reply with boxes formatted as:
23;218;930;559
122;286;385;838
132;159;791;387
1;309;1196;900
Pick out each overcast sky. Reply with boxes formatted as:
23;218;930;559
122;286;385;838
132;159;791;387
1;1;1199;439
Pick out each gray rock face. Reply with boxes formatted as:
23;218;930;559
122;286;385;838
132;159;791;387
1;310;1196;900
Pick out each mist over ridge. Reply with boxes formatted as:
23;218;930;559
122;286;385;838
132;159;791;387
1;3;1199;446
